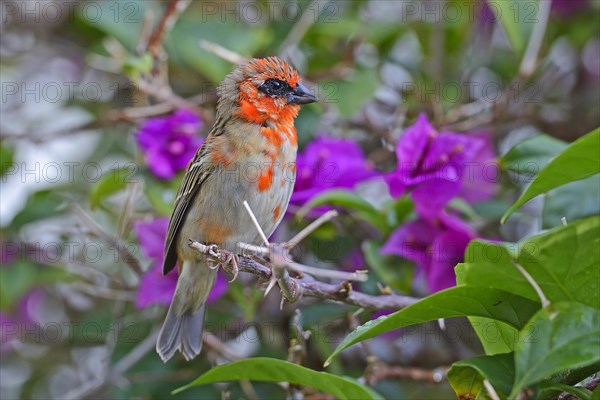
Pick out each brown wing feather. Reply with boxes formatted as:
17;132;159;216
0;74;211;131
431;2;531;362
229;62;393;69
163;117;226;275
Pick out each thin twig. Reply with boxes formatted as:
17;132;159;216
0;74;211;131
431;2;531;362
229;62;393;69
287;210;338;249
270;244;303;303
136;9;154;54
512;261;550;308
72;282;136;301
203;332;243;361
112;328;160;377
199;40;248;64
243;201;270;246
288;261;368;282
147;0;192;59
72;203;144;278
483;379;501;400
278;0;322;54
366;363;447;385
135;78;212;121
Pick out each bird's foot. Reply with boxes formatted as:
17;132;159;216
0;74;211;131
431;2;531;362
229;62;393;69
217;249;239;283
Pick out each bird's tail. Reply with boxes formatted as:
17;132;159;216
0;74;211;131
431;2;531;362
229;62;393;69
156;259;217;362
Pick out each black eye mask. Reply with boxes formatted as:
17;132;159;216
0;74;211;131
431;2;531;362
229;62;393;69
258;78;293;97
258;78;318;105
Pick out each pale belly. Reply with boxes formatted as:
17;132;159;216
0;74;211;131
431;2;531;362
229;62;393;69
177;147;296;259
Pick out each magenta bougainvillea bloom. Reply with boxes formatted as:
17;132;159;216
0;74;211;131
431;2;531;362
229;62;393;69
1;288;53;352
134;218;227;308
385;113;496;216
381;211;475;293
136;109;204;180
290;136;378;206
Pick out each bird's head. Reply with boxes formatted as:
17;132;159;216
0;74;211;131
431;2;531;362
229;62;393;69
218;57;317;125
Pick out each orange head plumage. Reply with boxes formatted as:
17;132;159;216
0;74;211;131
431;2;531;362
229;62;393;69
218;57;317;125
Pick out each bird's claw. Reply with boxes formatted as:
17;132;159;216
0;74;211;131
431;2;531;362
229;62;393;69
218;249;239;283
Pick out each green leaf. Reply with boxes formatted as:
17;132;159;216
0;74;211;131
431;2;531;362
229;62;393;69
144;178;177;216
537;380;593;400
325;286;539;365
468;317;521;355
501;134;567;176
175;358;383;400
299;189;388;233
457;216;600;310
89;166;137;209
593;385;600;400
0;141;15;176
542;175;600;229
486;0;534;54
448;352;515;399
123;53;153;79
510;302;600;398
390;195;414;226
9;190;67;231
502;128;600;223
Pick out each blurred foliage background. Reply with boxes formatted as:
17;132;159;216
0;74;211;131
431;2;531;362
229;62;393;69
1;0;599;399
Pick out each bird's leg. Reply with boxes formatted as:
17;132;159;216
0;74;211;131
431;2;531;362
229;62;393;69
217;248;239;283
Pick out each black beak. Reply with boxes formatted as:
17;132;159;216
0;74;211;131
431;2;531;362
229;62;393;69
287;82;318;105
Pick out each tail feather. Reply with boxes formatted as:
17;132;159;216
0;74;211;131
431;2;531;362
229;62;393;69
156;303;205;363
156;259;216;362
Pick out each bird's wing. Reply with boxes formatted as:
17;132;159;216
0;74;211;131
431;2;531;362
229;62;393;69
163;120;225;275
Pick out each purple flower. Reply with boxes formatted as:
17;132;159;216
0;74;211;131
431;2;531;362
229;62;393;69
552;0;589;17
381;212;475;292
136;109;204;180
134;218;227;308
458;132;498;204
291;136;378;206
1;288;51;353
385;113;496;215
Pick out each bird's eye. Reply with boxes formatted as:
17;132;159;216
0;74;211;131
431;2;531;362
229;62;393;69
259;78;290;96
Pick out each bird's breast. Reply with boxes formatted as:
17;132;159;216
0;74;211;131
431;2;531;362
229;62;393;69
181;123;297;253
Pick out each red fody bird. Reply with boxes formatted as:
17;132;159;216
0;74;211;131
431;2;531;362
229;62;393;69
157;57;317;361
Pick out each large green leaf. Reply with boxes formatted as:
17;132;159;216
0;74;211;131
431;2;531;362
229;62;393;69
542;175;600;229
510;302;600;398
448;352;515;399
501;134;567;177
174;358;383;400
537;381;593;400
457;216;600;310
467;317;522;355
325;286;539;365
502;128;600;223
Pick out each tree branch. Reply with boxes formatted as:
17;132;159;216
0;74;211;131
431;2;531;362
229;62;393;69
191;240;418;311
147;0;192;60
